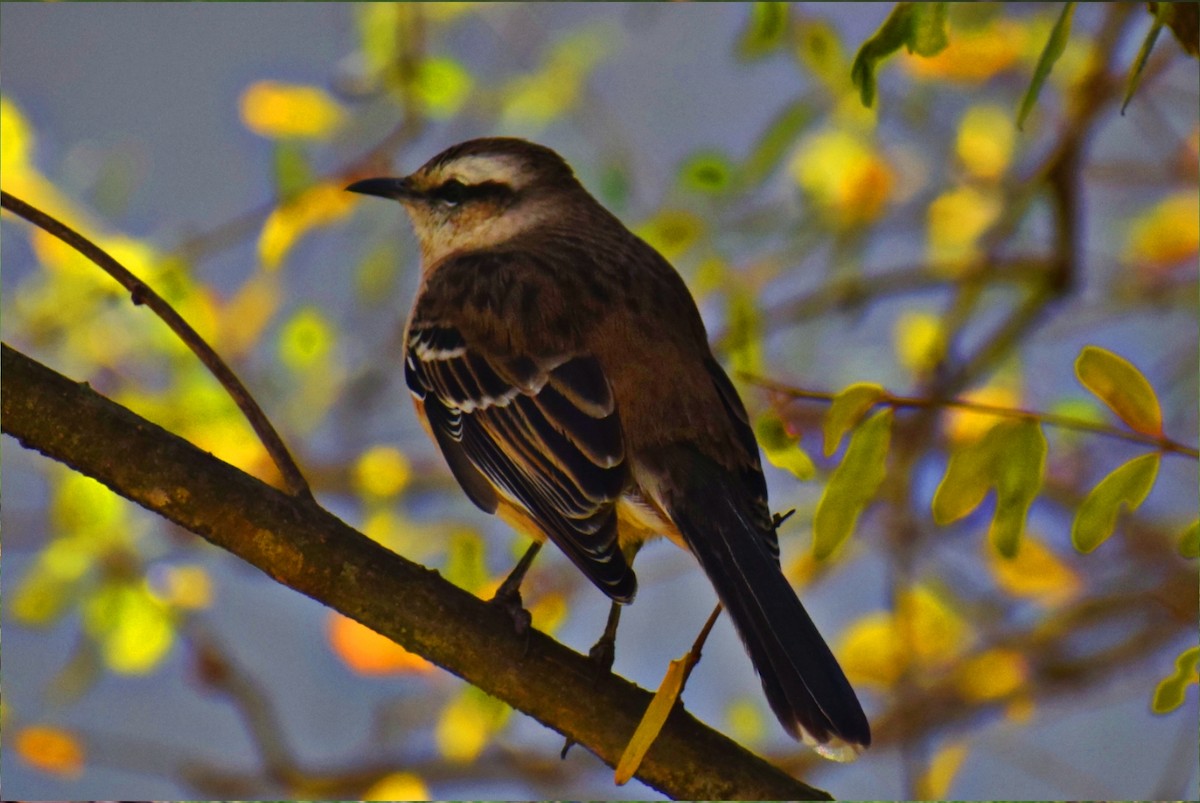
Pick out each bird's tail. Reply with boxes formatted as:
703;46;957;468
659;453;871;760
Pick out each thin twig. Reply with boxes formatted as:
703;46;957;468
741;373;1199;460
0;190;315;500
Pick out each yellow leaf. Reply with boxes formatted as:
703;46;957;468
327;612;433;676
239;80;344;139
353;445;413;499
725;697;766;745
1;95;35;174
933;418;1046;557
790;128;894;229
894;311;946;376
916;739;969;799
906;18;1027;82
279;306;334;371
445;528;489;596
823;382;886;457
363;771;430;802
944;383;1021;443
153;564;214;610
16;725;85;778
633;208;704;261
412;57;474;118
615;656;689;785
1152;646;1200;714
220;273;280;357
989;532;1081;606
837;611;906;688
956;104;1015;180
896;584;969;665
756;411;817;481
953;648;1028;702
81;582;176;674
436;687;510;763
813;409;892;559
529;590;569;634
258;183;354;270
1180;519;1199;559
1125;192;1199;272
1075;345;1163;436
927;184;1003;268
501;26;612;127
1071;453;1160;553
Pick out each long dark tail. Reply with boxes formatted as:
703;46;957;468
662;455;871;759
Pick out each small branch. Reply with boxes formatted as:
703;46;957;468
741;373;1200;460
0;191;314;500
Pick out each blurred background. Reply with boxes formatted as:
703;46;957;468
2;3;1197;799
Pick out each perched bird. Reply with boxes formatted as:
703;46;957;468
347;137;870;760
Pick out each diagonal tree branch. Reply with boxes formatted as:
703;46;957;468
0;342;831;802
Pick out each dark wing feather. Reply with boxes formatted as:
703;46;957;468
406;321;635;602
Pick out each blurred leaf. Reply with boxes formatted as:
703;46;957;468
838;611;905;687
915;739;969;799
756;411;817;481
328;612;433;675
502;24;613;127
823;382;886;457
905;15;1025;82
790;128;893;229
153;564;213;610
412;57;473;118
933;418;1046;558
529;590;568;634
851;2;949;107
1;94;35;174
221;273;280;357
363;771;430;802
353;445;413;499
899;584;970;664
725;697;766;745
615;655;689;785
1016;3;1074;130
953;648;1028;702
1157;0;1198;57
633;208;704;261
794;19;849;90
1121;4;1169;114
598;163;631;209
1180;520;1200;559
1152;646;1200;714
737;2;790;60
1071;453;1160;553
272;141;313;199
678;151;734;195
15;725;85;778
278;306;334;371
944;382;1020;443
259;183;355;270
740;99;816;188
894;310;946;375
435;686;511;763
725;287;764;378
1124;192;1200;272
239;80;344;140
355;241;402;304
81;581;175;675
927;184;1003;268
813;408;892;559
44;639;103;707
989;532;1081;606
445;528;489;595
956;104;1016;180
1074;346;1163;436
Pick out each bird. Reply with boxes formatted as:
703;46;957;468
346;137;870;760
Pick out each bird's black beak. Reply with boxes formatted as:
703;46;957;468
345;176;419;201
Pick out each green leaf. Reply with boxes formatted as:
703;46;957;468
273;141;313;200
738;2;790;60
756;412;816;481
1180;519;1200;559
932;419;1047;557
1123;14;1161;115
823;383;886;457
740;100;816;189
1074;345;1163;436
1016;2;1075;130
1151;645;1200;714
1071;453;1160;553
679;151;734;195
850;2;949;108
813;408;892;559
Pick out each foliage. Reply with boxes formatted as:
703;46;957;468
2;3;1196;800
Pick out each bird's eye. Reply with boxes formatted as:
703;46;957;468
434;179;467;207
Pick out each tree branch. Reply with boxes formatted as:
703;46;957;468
0;343;831;802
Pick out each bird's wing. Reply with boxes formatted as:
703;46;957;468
405;320;636;602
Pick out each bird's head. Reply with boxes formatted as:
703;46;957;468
347;137;582;265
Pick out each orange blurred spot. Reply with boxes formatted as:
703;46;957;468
328;612;433;675
16;725;85;777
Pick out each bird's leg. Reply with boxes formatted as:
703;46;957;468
587;600;623;678
489;541;542;643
